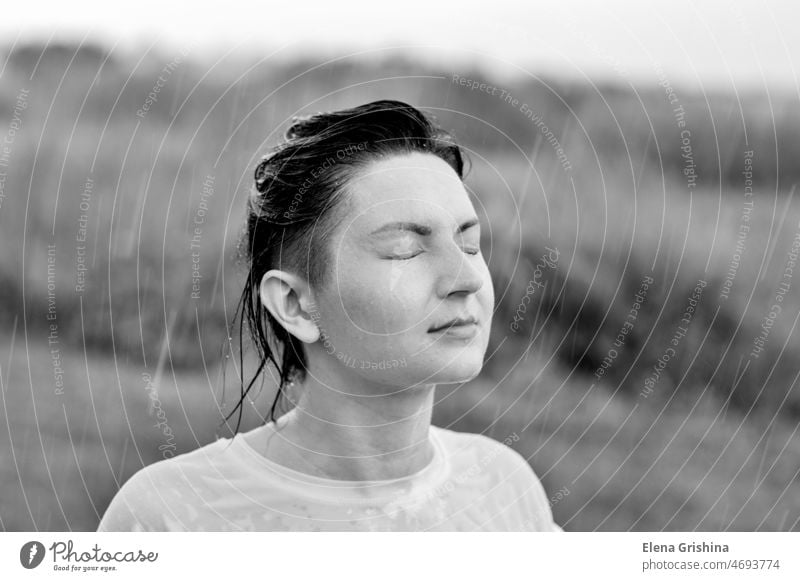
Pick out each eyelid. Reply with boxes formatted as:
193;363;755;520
458;231;481;250
391;249;423;260
379;230;480;259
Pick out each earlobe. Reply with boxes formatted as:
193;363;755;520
258;270;320;344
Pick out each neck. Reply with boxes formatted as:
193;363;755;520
266;372;436;482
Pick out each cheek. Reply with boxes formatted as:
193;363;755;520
331;259;432;336
480;268;495;316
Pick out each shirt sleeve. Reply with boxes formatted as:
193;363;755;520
96;468;174;531
503;446;564;532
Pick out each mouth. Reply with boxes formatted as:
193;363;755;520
428;315;479;334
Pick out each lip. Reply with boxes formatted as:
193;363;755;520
431;323;479;339
428;315;479;335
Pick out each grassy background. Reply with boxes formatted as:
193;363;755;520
1;42;799;531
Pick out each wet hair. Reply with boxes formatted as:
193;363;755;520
223;99;466;434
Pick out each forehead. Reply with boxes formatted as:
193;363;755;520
341;152;472;224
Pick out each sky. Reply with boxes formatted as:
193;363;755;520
3;0;799;93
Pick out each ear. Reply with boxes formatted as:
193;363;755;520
258;270;320;344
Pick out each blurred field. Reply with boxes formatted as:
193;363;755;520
1;42;799;530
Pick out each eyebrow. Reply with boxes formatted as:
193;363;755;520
369;218;479;237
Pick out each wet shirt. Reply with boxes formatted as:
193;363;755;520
97;424;563;532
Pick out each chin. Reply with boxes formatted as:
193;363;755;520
425;355;485;385
416;335;489;383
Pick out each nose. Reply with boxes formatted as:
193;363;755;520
435;244;485;298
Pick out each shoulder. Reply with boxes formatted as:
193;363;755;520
97;436;235;531
431;425;530;474
432;426;563;531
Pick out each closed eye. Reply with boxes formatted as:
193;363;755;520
389;249;423;260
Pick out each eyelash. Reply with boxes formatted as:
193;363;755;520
392;251;421;261
391;247;480;260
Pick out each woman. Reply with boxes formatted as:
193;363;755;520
98;100;563;531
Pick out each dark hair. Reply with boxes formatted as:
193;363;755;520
223;99;467;435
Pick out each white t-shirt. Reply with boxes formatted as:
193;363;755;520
97;424;563;532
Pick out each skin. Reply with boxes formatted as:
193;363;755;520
246;151;495;483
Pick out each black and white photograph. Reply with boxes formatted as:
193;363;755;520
1;0;799;575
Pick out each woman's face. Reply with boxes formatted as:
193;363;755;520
309;151;495;389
